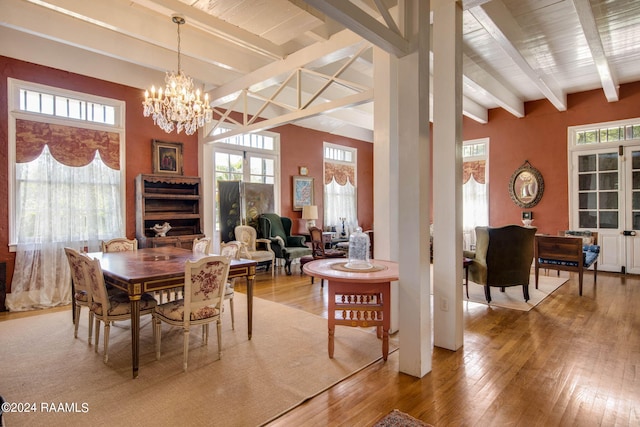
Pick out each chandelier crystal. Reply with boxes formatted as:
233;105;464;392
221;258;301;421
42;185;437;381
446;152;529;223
142;15;212;135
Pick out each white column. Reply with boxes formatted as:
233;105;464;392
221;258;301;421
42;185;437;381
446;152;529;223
373;47;400;332
432;0;464;350
397;0;432;377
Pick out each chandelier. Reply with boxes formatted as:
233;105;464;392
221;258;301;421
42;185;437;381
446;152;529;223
142;15;213;135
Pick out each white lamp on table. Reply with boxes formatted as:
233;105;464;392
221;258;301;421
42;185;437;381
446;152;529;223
302;205;318;229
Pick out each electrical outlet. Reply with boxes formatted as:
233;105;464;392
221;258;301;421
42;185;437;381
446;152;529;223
440;297;449;312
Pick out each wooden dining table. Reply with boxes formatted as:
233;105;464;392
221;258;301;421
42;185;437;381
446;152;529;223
88;246;257;378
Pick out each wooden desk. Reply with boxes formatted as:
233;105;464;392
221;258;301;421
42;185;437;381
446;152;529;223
302;258;399;361
89;246;256;378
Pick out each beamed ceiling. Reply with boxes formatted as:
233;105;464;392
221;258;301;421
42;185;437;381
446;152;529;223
2;0;640;142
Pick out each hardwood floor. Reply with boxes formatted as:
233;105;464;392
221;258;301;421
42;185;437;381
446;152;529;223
239;264;640;426
2;263;638;426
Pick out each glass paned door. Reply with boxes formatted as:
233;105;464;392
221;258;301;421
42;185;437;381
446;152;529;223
577;152;618;229
573;145;640;273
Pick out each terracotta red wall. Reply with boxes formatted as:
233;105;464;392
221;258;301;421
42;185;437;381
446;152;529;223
0;56;373;290
462;81;640;235
274;124;374;230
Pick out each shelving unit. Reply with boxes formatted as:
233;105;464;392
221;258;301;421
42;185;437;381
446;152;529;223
135;174;204;249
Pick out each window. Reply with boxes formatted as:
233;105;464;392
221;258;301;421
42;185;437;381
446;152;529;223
575;119;640;145
7;78;125;311
211;127;279;235
324;143;357;235
19;88;116;125
463;138;489;250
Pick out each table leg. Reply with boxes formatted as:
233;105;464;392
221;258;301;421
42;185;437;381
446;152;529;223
246;268;255;340
129;295;141;379
328;280;336;358
381;284;390;361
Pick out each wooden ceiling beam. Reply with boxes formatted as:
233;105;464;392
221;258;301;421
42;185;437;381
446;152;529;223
469;0;567;111
571;0;619;102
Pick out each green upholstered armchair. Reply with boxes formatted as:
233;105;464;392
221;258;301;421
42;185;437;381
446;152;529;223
258;213;312;275
463;225;537;303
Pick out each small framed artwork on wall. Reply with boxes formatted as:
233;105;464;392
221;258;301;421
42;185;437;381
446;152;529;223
292;176;314;211
152;140;183;175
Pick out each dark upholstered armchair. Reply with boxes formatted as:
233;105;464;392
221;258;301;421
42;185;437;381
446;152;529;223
463;225;537;303
258;213;311;275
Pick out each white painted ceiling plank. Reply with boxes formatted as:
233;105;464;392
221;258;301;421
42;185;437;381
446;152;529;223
469;0;567;111
129;0;287;59
14;0;264;77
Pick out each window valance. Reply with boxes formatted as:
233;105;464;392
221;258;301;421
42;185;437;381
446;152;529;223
324;162;355;186
462;160;485;184
15;119;120;170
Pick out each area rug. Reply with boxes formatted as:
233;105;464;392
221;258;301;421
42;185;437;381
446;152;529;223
373;409;433;426
465;274;568;311
0;293;396;427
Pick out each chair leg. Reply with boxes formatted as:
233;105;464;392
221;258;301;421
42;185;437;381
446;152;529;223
216;319;222;359
523;284;530;302
88;311;94;343
484;285;492;303
229;298;235;330
284;254;293;275
183;328;190;372
578;269;584;296
73;305;81;338
103;322;111;363
94;318;101;351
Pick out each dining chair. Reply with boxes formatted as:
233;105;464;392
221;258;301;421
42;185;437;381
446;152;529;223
193;236;212;255
101;237;138;252
234;225;275;276
300;226;345;287
79;254;157;363
64;247;94;341
153;255;231;372
101;237;140;298
220;240;243;329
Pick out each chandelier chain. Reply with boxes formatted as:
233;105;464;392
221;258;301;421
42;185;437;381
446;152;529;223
176;18;181;72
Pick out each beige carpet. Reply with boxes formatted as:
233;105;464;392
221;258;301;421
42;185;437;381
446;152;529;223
0;293;396;427
465;273;568;311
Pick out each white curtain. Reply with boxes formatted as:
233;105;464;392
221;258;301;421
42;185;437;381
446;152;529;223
7;146;122;311
462;175;488;251
324;176;357;236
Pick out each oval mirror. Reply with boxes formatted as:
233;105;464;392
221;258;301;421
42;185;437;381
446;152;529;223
508;161;544;208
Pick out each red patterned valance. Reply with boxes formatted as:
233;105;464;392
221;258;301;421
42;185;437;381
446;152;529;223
462;160;485;184
15;119;120;170
324;162;355;186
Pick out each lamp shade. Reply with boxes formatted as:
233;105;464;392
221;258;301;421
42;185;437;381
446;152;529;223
302;205;318;220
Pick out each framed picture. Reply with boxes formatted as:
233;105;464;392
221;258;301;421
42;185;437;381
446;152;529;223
292;176;314;211
152;140;183;175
